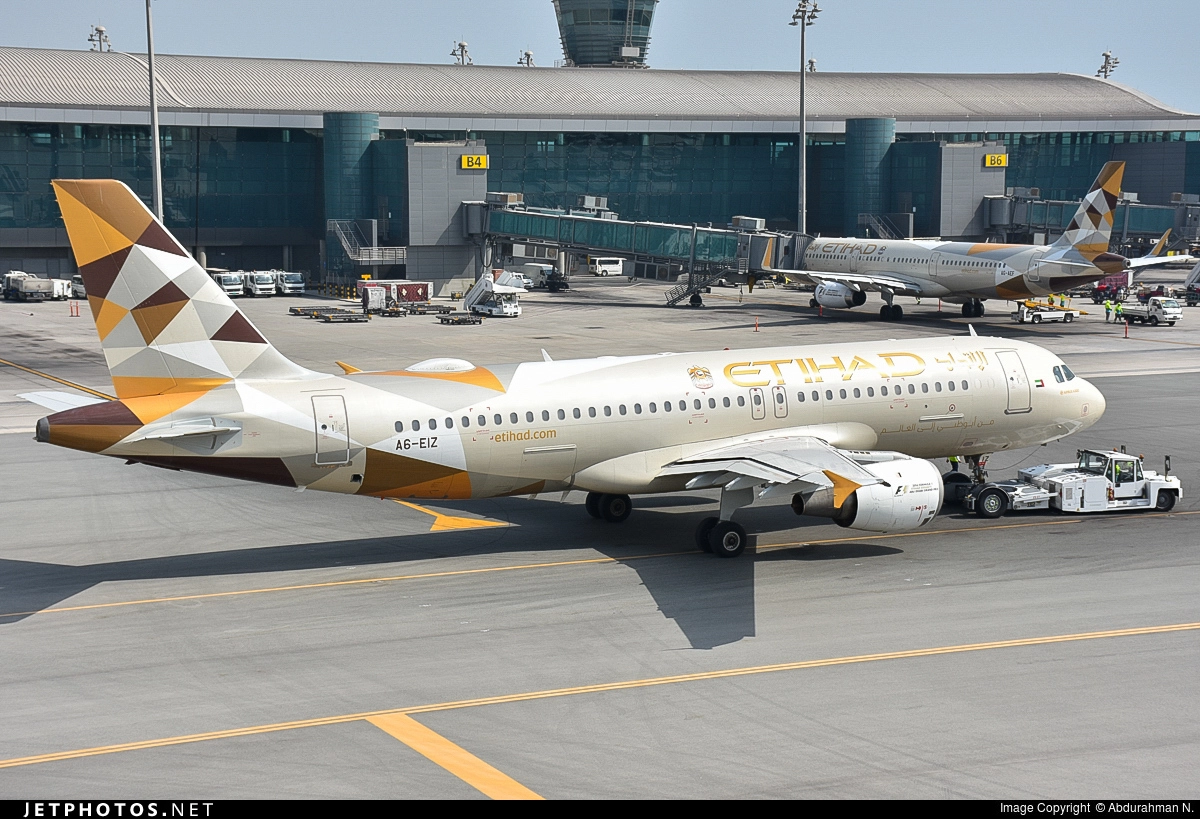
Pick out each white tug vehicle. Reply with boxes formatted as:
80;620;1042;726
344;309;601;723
965;449;1182;518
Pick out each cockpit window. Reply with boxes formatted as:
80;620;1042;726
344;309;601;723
1061;365;1076;381
1053;366;1064;383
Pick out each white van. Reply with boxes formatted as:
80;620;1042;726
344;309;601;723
71;274;86;298
588;257;625;277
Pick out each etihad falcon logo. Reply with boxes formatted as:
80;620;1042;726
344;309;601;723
688;365;714;390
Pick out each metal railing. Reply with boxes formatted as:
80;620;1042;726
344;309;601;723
327;220;408;264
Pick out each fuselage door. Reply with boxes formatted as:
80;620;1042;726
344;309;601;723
312;395;350;465
928;251;942;279
749;388;767;420
995;350;1032;414
771;385;789;419
848;248;859;273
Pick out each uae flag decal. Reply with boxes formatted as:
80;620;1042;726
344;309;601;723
1034;379;1045;388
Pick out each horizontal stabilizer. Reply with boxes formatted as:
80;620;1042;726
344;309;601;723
17;391;108;412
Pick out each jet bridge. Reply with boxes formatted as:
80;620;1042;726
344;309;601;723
482;204;802;306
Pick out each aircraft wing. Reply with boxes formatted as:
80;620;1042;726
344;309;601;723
17;391;108;412
779;268;926;296
1127;255;1196;270
658;435;888;495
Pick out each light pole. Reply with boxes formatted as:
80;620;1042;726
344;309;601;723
145;0;163;220
790;1;820;235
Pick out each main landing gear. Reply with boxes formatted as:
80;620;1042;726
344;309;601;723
878;303;904;322
961;299;986;318
586;485;755;558
585;491;632;523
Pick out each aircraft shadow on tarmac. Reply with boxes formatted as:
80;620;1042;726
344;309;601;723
0;497;903;649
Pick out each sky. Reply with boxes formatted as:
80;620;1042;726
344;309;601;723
5;1;1197;114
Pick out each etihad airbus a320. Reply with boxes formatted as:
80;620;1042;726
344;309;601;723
25;180;1106;557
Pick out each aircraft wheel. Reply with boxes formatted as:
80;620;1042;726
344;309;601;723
879;305;890;321
585;492;603;519
942;471;971;505
600;493;632;523
1155;490;1177;512
975;487;1008;519
810;298;818;308
695;517;719;552
961;302;971;317
708;521;748;558
890;304;904;321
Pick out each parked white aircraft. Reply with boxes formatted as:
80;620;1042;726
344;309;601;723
26;180;1106;558
786;162;1128;321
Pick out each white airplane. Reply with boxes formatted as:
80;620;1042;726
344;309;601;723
25;179;1107;558
785;162;1128;321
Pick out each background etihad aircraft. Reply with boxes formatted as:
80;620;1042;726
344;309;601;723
783;161;1128;321
25;180;1106;558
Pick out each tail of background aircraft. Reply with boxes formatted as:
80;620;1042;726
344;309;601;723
52;180;309;400
1146;229;1171;258
1048;161;1125;267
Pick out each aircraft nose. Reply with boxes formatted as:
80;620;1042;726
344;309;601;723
1082;378;1106;425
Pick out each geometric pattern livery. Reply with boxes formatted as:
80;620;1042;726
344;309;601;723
52;179;309;400
1056;161;1124;262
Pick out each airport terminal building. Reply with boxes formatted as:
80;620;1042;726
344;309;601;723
1;46;1198;286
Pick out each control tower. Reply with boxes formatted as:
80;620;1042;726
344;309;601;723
552;0;659;67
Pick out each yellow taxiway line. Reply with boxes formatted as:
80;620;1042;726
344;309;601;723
0;357;115;401
2;620;1197;772
4;512;1194;621
368;714;543;800
392;499;509;531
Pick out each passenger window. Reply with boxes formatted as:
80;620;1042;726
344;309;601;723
478;415;486;426
881;386;888;396
557;409;566;420
947;381;955;392
573;408;581;419
797;391;806;403
908;384;916;394
588;407;596;418
663;401;672;412
961;380;969;390
445;418;454;429
650;402;658;413
853;388;861;398
620;404;628;415
867;387;875;397
723;397;731;407
811;391;819;402
413;420;421;431
510;413;518;424
604;406;612;416
825;390;833;400
921;383;929;394
634;403;642;414
429;419;438;430
494;414;502;426
526;411;535;423
934;382;942;392
737;396;745;407
542;410;550;421
695;399;703;410
707;398;715;409
462;416;470;428
395;421;404;433
839;389;847;399
679;400;687;411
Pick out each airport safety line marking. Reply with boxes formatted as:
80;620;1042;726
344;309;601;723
0;357;115;401
392;500;509;532
6;512;1197;621
367;713;543;801
0;551;695;619
2;621;1198;771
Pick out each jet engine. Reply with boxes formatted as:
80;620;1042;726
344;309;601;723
791;456;943;532
814;281;867;309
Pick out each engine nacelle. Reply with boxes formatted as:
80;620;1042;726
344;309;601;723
814;281;867;309
791;456;943;532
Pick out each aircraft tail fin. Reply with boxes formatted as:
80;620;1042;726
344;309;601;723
1049;161;1125;261
1146;229;1171;258
52;179;309;401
